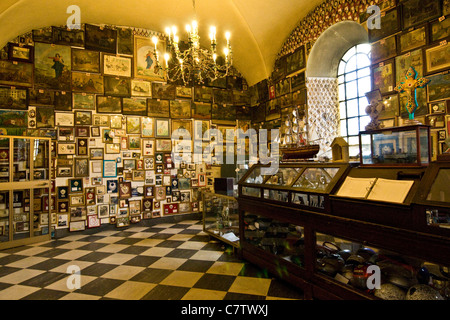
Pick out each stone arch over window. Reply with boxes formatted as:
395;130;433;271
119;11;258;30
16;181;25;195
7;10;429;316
305;21;368;158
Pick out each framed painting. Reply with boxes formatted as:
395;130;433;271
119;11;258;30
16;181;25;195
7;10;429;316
8;43;33;63
55;112;74;126
122;97;147;116
194;120;210;141
96;96;122;114
128;135;141;150
90;148;104;160
52;26;85;47
368;7;401;42
134;35;166;81
371;60;395;95
156;139;172;152
212;103;237;125
131;79;152;97
0;87;28;110
192;102;212;120
36;106;55;128
430;17;450;44
72;72;104;93
427;72;450;102
141;117;154;137
147;99;170;117
85;24;117;54
172;119;192;138
117;27;134;56
32;27;53;43
379;94;400;120
105;143;120;154
425;43;450;74
72;49;100;73
73;93;95;110
370;36;397;66
170;100;191;118
155;118;171;138
213;89;233;106
74;158;89;177
74;110;92;126
0;60;33;88
152;82;176;100
126;116;141;134
286;45;306;75
398;26;427;54
395;49;423;85
54;91;72;111
104;76;131;97
103;54;132;78
194;86;213;103
34;42;71;91
28;89;54;106
402;0;442;30
176;86;192;99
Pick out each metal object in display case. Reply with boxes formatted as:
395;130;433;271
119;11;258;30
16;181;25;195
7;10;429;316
202;190;239;248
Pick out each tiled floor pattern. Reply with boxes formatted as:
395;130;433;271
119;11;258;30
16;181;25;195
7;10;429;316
0;220;304;300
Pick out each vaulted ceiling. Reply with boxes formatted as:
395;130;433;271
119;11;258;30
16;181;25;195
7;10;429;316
0;0;324;86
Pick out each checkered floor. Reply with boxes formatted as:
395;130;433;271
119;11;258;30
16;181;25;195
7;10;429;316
0;219;304;300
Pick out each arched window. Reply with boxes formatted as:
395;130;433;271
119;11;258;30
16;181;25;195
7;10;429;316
337;44;372;157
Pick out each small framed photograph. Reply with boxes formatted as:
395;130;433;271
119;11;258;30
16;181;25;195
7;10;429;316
142;139;155;157
132;170;145;181
144;185;154;197
91;160;103;174
155;118;171;138
76;138;89;156
93;114;110;127
141;117;154;137
103;54;132;78
156;139;172;152
75;110;92;126
97;96;122;114
69;220;86;232
89;148;104;160
91;126;101;137
110;115;123;129
123;159;136;170
58;143;76;155
126;116;141;134
74;158;89;177
429;100;448;114
128;135;141;150
8;43;34;63
123;97;147;116
87;215;101;229
76;126;90;137
69;194;85;207
57;127;75;142
98;204;109;219
105;143;121;154
56;166;73;177
129;200;141;215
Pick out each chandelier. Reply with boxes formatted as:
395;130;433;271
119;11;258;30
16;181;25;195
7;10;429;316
153;1;234;86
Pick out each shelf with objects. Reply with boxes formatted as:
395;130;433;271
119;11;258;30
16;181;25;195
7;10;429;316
0;136;52;250
201;189;240;249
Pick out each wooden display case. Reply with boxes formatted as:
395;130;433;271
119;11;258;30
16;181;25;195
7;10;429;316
238;162;450;300
0;136;52;250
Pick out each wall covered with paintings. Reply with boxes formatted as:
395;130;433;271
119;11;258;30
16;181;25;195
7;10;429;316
248;0;450;160
0;24;251;234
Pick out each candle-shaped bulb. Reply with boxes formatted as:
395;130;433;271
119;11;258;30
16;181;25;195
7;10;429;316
186;24;191;33
210;26;216;41
192;20;198;33
171;26;177;36
164;53;170;68
225;31;231;42
152;36;158;49
213;53;217;63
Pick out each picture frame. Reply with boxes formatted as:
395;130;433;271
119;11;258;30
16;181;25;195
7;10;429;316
129;199;141;215
213;89;233;106
368;7;401;42
91;126;101;137
69;220;86;232
103;160;117;178
117;27;134;56
156;139;172;152
397;26;427;54
194;86;213;103
427;72;450;102
107;179;118;193
87;215;101;229
147;98;170;118
172;119;192;138
36;106;55;128
34;42;71;91
126;116;141;134
103;54;132;78
119;181;132;199
74;158;89;177
286;45;306;75
424;43;450;74
194;120;210;141
141;117;154;137
69;178;83;193
71;72;104;93
155;118;171;138
52;26;85;47
131;79;152;97
426;114;446;128
192;102;212;120
132;170;145;181
176;86;192;99
371;59;395;95
128;135;141;150
104;76;131;97
54;91;73;111
429;100;450;114
402;0;442;30
76;138;89;156
109;115;122;129
85;24;117;54
74;110;92;126
98;204;109;219
142;139;155;157
134;35;166;81
212;103;237;125
430;17;450;43
55;112;74;127
105;143;121;154
97;96;122;114
72;49;100;73
395;49;424;85
123;97;147;116
170;99;192;119
57;142;76;155
152;82;176;100
0;87;27;110
8;43;34;63
73;92;96;110
85;188;96;206
379;94;400;120
28;89;54;107
93;115;110;127
91;160;103;174
0;60;33;88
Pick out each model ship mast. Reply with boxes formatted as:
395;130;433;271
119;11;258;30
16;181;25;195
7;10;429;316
279;107;320;161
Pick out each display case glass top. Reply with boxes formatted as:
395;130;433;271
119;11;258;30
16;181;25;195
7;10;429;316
360;125;430;167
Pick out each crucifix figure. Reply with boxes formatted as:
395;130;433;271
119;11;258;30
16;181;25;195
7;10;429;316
394;66;430;121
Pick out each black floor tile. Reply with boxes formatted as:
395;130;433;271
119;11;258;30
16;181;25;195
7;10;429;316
75;251;114;263
165;248;197;259
193;273;236;292
80;263;117;277
77;242;109;251
36;248;70;258
123;256;160;268
76;278;125;296
28;258;70;271
21;288;69;300
20;271;67;288
0;255;28;266
115;238;144;246
118;245;150;255
0;266;21;278
177;260;215;273
141;284;190;300
155;240;184;248
149;233;173;240
130;267;173;283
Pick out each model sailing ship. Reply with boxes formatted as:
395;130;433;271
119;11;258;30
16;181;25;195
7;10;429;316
278;107;320;162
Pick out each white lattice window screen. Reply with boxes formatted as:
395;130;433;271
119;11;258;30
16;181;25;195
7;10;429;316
306;77;340;156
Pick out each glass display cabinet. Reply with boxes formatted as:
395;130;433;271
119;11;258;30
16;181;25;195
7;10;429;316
413;161;450;238
202;190;240;248
0;136;52;250
239;163;350;212
359;125;431;167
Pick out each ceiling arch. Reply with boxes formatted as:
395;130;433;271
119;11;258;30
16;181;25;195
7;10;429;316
0;0;324;86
